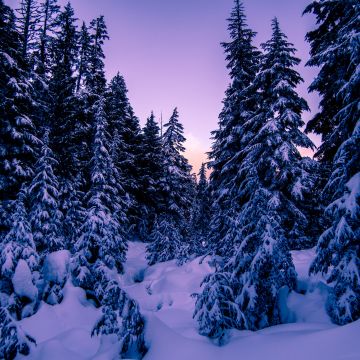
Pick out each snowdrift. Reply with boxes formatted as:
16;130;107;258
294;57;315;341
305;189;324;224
16;242;360;360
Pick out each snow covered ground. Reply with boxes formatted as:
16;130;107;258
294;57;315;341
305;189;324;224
17;242;360;360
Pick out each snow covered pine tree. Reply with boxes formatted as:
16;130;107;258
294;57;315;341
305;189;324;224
224;17;315;332
305;0;360;325
0;188;38;358
146;108;195;265
207;0;260;257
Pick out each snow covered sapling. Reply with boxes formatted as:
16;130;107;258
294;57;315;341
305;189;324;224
194;271;244;345
42;250;71;305
92;280;147;359
29;130;64;254
0;188;39;319
1;189;38;279
0;307;36;359
146;216;183;266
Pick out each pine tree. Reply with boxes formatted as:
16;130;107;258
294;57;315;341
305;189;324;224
225;18;315;330
201;18;314;334
304;0;359;164
310;167;359;325
190;163;211;255
0;307;36;359
0;188;38;283
92;280;147;359
146;216;183;266
0;0;40;233
29;0;60;136
105;73;143;237
48;2;79;178
138;112;164;237
305;0;359;325
162;108;194;227
193;271;244;345
47;3;87;249
16;0;40;59
60;173;85;249
73;97;127;289
0;188;39;321
76;21;91;92
208;0;260;256
78;15;110;207
37;0;60;72
86;15;109;98
28;130;64;254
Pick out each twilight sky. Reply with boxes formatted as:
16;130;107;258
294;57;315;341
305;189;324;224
8;0;321;173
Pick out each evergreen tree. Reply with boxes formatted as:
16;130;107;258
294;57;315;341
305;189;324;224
208;0;260;256
138;112;164;237
304;0;359;164
0;188;38;286
92;280;147;359
16;0;40;59
28;130;64;254
193;271;244;345
141;109;193;261
86;15;109;97
48;2;79;178
79;15;110;204
60;173;85;249
0;188;39;322
73;97;127;289
105;73;143;237
0;0;40;233
310;164;359;325
0;307;36;359
76;21;91;92
47;3;87;249
305;0;359;325
224;18;314;331
29;0;60;136
37;0;60;73
190;163;211;255
146;216;183;266
161;108;194;227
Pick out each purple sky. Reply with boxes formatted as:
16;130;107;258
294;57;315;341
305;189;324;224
7;0;320;173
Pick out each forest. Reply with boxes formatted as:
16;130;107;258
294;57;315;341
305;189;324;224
0;0;359;359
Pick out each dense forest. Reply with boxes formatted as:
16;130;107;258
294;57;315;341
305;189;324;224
0;0;358;358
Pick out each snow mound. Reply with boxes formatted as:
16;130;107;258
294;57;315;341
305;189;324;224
12;259;38;301
43;250;71;284
14;242;360;360
17;282;102;359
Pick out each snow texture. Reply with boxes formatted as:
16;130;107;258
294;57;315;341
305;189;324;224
15;242;360;360
12;260;38;301
43;250;70;284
